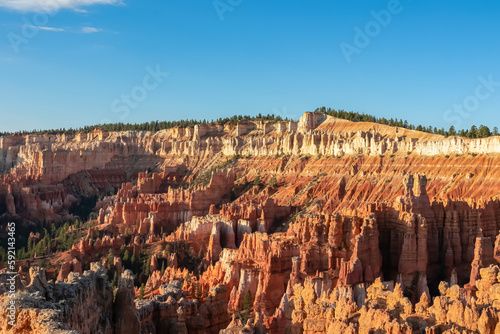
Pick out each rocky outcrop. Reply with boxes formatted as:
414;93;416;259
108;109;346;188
56;258;83;281
279;269;500;334
469;236;496;288
136;281;230;334
0;263;114;334
166;215;236;264
114;270;141;334
2;113;500;223
96;169;236;238
2;113;500;333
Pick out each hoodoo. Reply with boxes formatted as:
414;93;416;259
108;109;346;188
2;112;500;333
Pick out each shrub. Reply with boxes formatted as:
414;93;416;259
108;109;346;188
269;176;277;187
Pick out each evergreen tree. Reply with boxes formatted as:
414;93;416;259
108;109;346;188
470;125;478;138
120;245;126;256
107;249;114;269
478;125;491;138
195;283;201;299
111;271;118;290
185;272;192;285
0;246;6;263
160;261;165;276
448;125;456;136
6;108;499;140
123;250;130;262
242;290;253;323
139;283;145;299
143;254;151;277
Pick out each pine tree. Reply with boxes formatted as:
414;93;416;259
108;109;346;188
242;290;253;323
107;249;114;269
111;271;118;290
185;272;192;285
195;283;201;299
143;254;151;277
478;125;491;138
448;125;456;136
27;236;33;254
123;250;130;262
160;261;165;275
131;253;136;269
139;283;145;299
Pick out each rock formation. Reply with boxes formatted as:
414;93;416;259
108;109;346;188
1;112;500;333
0;263;114;334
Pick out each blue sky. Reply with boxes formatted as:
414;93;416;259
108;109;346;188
0;0;499;132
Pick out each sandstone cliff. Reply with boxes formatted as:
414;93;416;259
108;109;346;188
2;112;500;333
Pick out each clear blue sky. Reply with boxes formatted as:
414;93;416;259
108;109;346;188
0;0;499;132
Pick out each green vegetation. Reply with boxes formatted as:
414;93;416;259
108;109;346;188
111;271;118;290
123;249;130;262
184;272;192;286
69;195;101;221
253;174;261;186
1;114;288;136
106;249;114;269
315;106;499;139
274;152;285;159
319;107;498;138
192;155;240;186
0;246;6;263
160;261;165;276
2;107;498;139
118;248;152;287
195;283;201;299
15;220;83;260
142;253;151;277
139;283;145;299
269;176;277;187
242;290;253;323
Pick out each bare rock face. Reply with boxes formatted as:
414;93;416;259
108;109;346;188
298;112;327;132
2;113;500;225
114;270;141;334
272;265;500;333
0;272;24;295
339;214;383;286
469;236;496;288
0;263;113;334
166;215;236;265
2;113;500;333
56;258;83;282
136;281;230;334
26;266;50;296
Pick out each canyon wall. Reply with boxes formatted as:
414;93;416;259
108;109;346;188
1;112;500;333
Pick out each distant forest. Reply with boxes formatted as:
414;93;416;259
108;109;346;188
0;108;498;138
315;107;498;139
0;114;286;136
